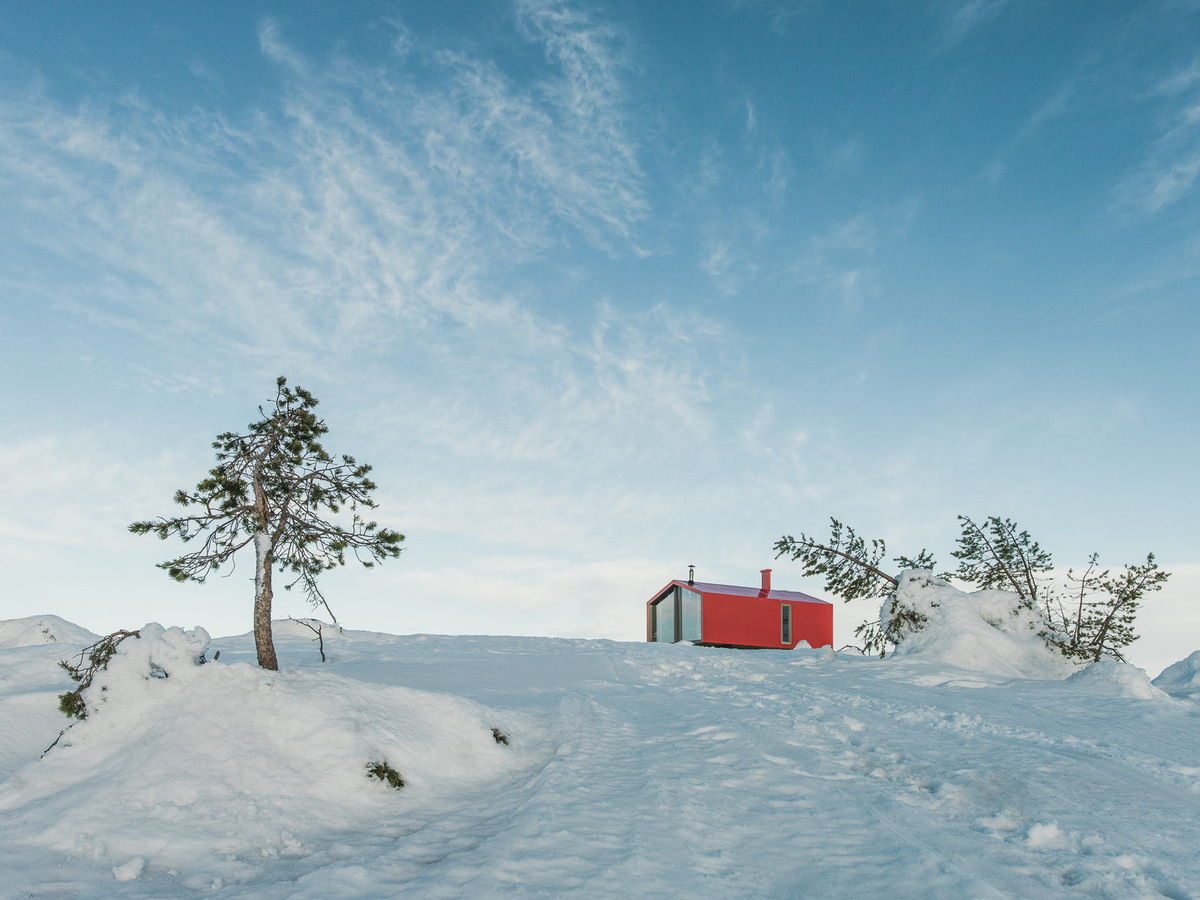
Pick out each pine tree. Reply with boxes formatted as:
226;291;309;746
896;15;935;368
781;514;1168;664
774;518;938;655
1081;554;1168;662
130;378;404;670
951;515;1053;607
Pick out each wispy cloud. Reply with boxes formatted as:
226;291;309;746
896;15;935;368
788;214;880;310
0;5;731;604
985;69;1084;184
1116;56;1200;217
0;7;650;368
938;0;1013;50
724;0;821;36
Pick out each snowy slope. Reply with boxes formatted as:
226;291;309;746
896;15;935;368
0;614;99;648
0;615;1198;899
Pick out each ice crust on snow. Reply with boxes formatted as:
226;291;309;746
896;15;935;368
883;571;1077;680
2;616;1200;898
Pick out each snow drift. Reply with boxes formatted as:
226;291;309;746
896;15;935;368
1152;650;1200;701
0;623;530;893
1065;658;1169;700
882;571;1077;680
0;614;99;648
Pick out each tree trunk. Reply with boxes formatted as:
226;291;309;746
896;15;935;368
254;533;278;670
252;471;279;671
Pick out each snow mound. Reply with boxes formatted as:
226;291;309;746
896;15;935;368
884;571;1077;680
0;615;99;648
1152;650;1200;701
0;623;526;886
1066;659;1169;700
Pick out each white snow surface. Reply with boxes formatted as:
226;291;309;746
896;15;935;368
1;612;1198;898
1066;659;1170;701
0;614;99;648
883;571;1076;682
1152;650;1200;702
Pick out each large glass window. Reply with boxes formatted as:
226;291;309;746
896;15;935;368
653;591;675;642
652;585;703;642
680;588;702;642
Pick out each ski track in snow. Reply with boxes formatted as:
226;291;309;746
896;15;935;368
1;622;1198;898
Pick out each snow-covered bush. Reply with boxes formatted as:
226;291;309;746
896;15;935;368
58;625;211;720
775;515;1167;664
881;571;1076;679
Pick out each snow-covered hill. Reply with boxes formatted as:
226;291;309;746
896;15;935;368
0;612;1197;898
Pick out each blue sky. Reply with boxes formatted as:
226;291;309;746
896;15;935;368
2;1;1198;673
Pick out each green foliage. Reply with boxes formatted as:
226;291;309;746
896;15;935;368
57;629;142;720
1049;553;1169;663
952;515;1052;606
779;514;1166;664
775;518;939;657
852;602;931;660
129;378;405;666
366;760;405;789
954;516;1168;662
894;550;939;571
774;519;899;602
58;691;88;720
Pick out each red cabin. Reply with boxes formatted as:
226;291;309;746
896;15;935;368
646;568;832;650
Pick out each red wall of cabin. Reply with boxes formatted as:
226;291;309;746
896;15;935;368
789;598;833;649
700;592;832;649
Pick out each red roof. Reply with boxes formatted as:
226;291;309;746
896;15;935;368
670;580;831;605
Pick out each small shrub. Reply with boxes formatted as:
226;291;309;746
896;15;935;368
491;726;510;745
366;761;404;790
58;629;142;720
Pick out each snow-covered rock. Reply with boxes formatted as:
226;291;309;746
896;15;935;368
883;571;1077;680
1152;650;1200;701
0;615;98;648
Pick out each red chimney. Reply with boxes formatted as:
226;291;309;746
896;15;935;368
760;568;772;594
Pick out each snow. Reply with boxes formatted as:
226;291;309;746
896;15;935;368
0;614;99;648
1152;650;1200;702
0;603;1198;898
883;571;1076;681
254;531;271;602
1065;659;1170;701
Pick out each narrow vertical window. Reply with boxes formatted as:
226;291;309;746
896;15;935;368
781;604;792;645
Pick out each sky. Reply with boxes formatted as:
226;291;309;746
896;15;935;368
1;0;1198;675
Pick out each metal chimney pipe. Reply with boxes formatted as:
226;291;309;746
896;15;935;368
687;564;695;586
761;568;771;594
